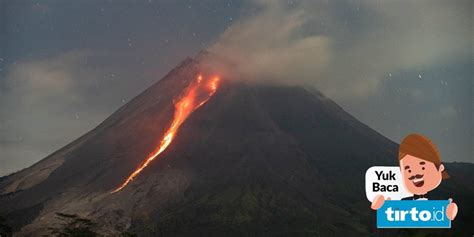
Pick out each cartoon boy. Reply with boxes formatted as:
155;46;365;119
371;134;458;220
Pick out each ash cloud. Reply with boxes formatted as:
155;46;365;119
207;0;471;100
207;1;331;86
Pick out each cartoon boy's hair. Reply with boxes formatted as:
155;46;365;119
398;134;449;179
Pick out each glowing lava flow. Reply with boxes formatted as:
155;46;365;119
111;75;220;193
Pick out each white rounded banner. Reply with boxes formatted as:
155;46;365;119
365;166;411;201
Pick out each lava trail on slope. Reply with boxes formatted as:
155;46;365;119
112;75;220;193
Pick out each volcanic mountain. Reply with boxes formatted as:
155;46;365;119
0;54;473;237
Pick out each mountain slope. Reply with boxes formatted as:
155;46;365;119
1;55;473;237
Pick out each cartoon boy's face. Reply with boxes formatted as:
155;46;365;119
399;155;444;195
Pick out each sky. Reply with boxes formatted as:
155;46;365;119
0;0;472;176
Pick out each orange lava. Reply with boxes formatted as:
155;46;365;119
111;75;220;193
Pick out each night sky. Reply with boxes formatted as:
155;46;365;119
0;0;472;176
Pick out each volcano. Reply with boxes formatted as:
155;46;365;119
1;54;473;237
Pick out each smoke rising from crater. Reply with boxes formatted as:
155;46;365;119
206;0;470;99
207;1;331;86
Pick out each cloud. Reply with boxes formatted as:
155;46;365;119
0;50;109;175
437;105;458;120
2;50;89;105
206;0;471;100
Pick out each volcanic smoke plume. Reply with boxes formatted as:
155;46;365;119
204;1;470;100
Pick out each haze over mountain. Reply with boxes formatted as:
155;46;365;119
0;55;473;236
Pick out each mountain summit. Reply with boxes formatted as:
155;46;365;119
1;54;473;236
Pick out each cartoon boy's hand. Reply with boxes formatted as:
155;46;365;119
371;194;388;210
446;198;458;220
